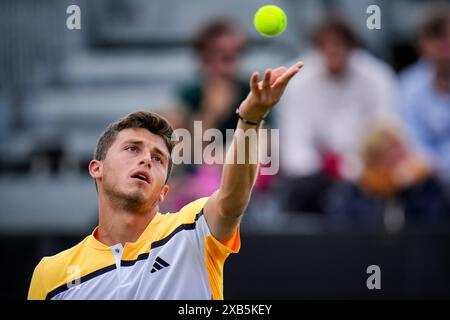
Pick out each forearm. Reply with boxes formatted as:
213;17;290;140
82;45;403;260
217;118;262;216
203;62;302;240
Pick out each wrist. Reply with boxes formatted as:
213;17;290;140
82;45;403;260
235;107;267;126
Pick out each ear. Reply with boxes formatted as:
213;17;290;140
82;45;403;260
158;185;170;204
88;160;102;181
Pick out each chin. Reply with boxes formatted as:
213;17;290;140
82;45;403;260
105;182;154;209
125;189;150;203
110;187;146;204
121;193;153;212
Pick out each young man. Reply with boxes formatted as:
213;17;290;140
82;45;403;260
400;6;450;187
28;62;303;300
277;16;398;214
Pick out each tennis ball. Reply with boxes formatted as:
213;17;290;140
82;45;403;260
254;5;287;37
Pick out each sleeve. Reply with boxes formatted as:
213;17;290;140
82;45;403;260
372;63;400;121
177;197;240;253
400;93;435;158
28;259;47;300
177;197;240;300
353;50;400;124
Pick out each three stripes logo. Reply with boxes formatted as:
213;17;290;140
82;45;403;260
151;256;170;274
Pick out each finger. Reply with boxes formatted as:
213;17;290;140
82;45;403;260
262;68;272;90
273;61;304;88
250;72;259;93
270;67;287;85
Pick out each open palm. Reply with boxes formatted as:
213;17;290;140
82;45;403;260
239;61;304;123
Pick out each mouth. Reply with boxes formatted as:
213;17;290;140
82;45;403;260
130;170;151;184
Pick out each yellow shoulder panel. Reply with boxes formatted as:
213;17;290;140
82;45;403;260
28;236;115;300
205;226;241;300
149;197;210;243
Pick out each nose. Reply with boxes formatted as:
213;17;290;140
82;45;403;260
139;156;152;169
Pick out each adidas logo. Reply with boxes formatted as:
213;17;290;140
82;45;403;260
151;256;170;273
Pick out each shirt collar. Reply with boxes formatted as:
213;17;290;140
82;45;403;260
87;212;161;250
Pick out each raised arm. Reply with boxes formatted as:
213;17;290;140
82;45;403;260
203;62;304;241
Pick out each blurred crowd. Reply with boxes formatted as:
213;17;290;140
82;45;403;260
160;5;450;228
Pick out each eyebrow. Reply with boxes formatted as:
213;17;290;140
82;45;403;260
122;139;169;161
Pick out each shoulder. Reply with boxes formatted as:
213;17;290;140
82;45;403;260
29;236;90;299
159;197;210;225
285;52;325;89
152;198;212;248
402;76;433;110
176;81;203;108
400;60;432;86
352;50;397;80
38;236;90;273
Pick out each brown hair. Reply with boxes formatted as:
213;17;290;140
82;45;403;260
311;15;361;49
362;126;403;165
193;17;244;55
94;111;175;182
418;5;450;40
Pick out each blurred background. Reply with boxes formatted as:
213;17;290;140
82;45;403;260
1;0;450;299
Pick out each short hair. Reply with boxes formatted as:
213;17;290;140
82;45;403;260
94;111;175;182
361;123;406;165
418;5;450;40
311;15;361;49
193;17;244;55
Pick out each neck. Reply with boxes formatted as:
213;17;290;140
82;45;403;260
328;66;348;78
434;69;450;94
95;193;158;246
205;71;235;83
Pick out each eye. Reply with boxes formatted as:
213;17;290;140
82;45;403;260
152;155;162;163
126;146;139;153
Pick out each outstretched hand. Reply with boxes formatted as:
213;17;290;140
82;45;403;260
238;61;304;124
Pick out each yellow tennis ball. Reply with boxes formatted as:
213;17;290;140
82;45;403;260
254;5;287;37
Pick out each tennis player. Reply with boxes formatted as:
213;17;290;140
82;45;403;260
28;62;303;300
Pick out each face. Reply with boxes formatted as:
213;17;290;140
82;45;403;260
420;23;450;70
379;135;407;167
89;128;170;212
202;33;244;78
369;133;407;168
319;32;351;75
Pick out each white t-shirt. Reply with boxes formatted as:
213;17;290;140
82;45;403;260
277;49;400;180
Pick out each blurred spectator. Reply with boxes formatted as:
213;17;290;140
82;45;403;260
276;15;400;214
399;5;450;96
162;18;250;212
399;6;450;189
360;126;429;197
175;17;248;136
327;125;450;225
